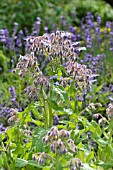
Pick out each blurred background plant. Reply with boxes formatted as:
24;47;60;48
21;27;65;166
1;0;113;31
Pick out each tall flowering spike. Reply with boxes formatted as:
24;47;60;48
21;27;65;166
82;53;106;74
9;86;16;102
32;17;41;36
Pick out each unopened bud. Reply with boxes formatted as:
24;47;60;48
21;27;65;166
93;113;99;119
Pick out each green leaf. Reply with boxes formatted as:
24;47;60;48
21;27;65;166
81;163;95;170
32;128;47;152
13;144;24;156
32;119;44;126
95;84;103;93
6;126;22;142
28;160;43;168
63;108;73;115
90;120;101;136
97;161;113;169
86;151;94;163
108;119;113;129
42;166;51;170
47;98;63;111
0;50;9;72
1;133;6;141
97;139;108;146
57;68;62;80
15;158;28;168
68;121;76;128
69;82;76;97
52;85;69;102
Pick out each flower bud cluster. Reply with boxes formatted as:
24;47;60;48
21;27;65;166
106;103;113;118
93;113;99;119
13;52;38;77
88;103;96;110
13;52;50;101
61;60;98;91
42;126;77;155
70;158;82;170
13;52;50;88
32;153;47;165
34;71;50;88
88;103;102;111
27;31;81;61
67;139;77;152
24;85;38;100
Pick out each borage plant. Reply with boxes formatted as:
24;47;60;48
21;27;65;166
1;31;107;170
13;31;97;128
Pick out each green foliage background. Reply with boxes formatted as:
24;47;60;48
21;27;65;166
0;0;113;32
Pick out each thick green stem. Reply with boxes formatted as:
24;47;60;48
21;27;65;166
41;85;53;128
41;87;48;129
55;151;62;170
48;87;53;127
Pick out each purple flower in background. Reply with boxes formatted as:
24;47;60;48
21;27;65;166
77;33;81;40
71;11;76;18
0;123;6;133
70;33;76;42
0;29;6;43
97;16;101;26
0;107;7;118
60;16;68;30
13;22;19;36
0;29;12;49
85;29;93;48
83;53;106;74
44;26;48;33
77;96;84;101
9;86;16;102
95;27;100;35
109;23;113;51
70;26;76;34
86;12;94;29
106;21;111;30
32;17;41;36
53;116;59;125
